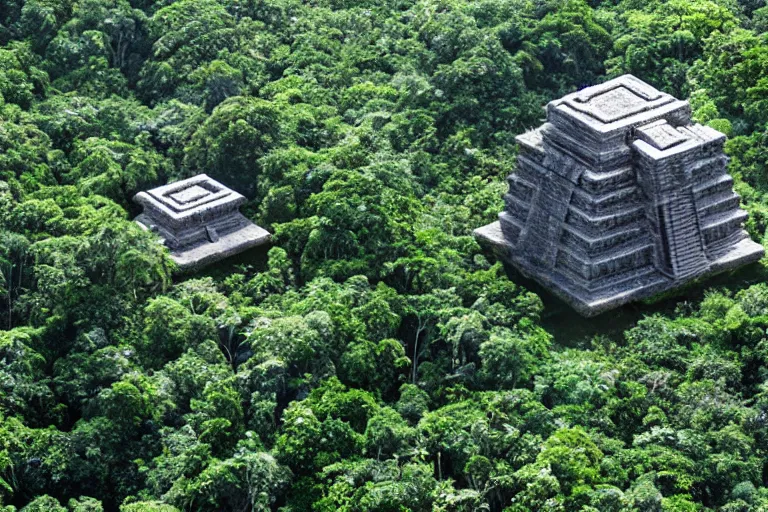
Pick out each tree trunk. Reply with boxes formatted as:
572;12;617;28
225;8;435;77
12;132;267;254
412;318;424;384
7;264;12;329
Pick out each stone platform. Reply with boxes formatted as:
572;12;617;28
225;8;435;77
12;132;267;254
134;174;270;271
475;221;763;316
475;75;764;316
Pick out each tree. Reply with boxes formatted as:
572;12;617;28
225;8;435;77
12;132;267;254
274;403;363;475
688;29;768;127
21;495;67;512
45;0;148;91
66;136;171;207
0;231;31;329
183;96;286;196
166;447;289;512
606;0;737;95
479;327;551;390
120;503;179;512
141;296;218;368
404;288;462;384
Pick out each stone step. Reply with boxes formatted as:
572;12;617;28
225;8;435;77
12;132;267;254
579;165;636;195
506;172;537;191
566;203;646;235
701;209;748;247
571;184;642;215
545;119;635;169
649;189;709;278
560;223;650;258
556;238;654;281
702;208;748;231
693;174;734;199
560;264;663;294
516;127;545;155
499;211;523;243
505;173;538;203
698;191;741;218
688;155;728;183
706;229;748;257
503;193;531;222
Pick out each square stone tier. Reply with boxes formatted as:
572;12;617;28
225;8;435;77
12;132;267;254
475;75;764;317
134;174;270;271
545;75;691;169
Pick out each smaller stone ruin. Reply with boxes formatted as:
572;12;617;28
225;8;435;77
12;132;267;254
134;174;270;270
475;74;764;316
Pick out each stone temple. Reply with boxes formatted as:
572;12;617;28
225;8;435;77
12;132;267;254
475;75;764;316
134;174;270;270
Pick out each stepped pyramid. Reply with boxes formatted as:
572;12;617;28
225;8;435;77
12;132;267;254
475;75;764;316
134;174;270;270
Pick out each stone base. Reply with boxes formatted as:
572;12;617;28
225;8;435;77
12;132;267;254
474;221;764;317
136;219;271;271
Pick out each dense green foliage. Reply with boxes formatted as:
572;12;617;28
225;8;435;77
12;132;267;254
1;0;768;510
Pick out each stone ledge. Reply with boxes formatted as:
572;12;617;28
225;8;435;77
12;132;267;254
474;221;764;317
137;216;271;272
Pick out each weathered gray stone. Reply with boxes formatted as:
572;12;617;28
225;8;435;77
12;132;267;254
134;174;270;270
474;75;764;316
